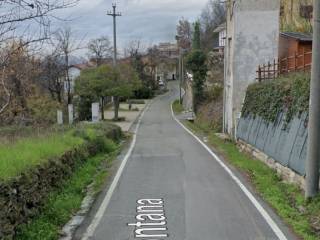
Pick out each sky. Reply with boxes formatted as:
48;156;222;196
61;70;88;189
53;0;208;56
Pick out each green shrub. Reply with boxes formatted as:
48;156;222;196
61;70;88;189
74;95;97;121
27;94;61;126
90;137;117;153
134;86;154;99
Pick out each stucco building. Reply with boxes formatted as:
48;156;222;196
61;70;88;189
223;0;280;137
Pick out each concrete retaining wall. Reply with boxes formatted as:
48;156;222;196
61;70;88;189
237;113;308;176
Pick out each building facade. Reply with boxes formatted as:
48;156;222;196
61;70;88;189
157;42;179;59
213;23;226;53
224;0;280;137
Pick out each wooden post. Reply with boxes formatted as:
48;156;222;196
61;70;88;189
303;48;306;72
263;64;266;80
258;65;262;82
273;59;276;80
294;52;297;71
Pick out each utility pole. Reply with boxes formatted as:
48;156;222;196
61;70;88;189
179;47;182;104
306;0;320;198
107;3;122;121
107;3;121;66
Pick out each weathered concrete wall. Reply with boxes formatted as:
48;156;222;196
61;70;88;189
237;113;308;176
183;79;193;111
224;0;280;137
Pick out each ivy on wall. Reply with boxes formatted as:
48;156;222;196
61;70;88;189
242;73;311;124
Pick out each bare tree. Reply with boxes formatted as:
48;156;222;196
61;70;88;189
39;51;65;102
124;40;144;58
87;36;113;66
0;62;10;114
0;0;79;115
176;18;192;50
200;0;226;51
0;0;79;43
55;27;82;104
146;45;160;87
0;41;40;123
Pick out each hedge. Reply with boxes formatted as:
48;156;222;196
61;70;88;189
242;72;310;125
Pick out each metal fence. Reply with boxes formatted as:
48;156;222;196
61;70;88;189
256;50;312;82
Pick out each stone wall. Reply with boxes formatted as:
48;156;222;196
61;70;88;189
237;139;306;190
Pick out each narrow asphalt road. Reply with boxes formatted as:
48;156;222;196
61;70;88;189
81;81;296;240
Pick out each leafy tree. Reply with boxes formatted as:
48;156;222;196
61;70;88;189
110;64;141;120
131;52;154;98
186;22;207;112
192;22;201;50
76;65;111;120
76;64;141;121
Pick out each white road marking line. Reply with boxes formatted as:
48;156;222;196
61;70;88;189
81;103;151;240
170;102;288;240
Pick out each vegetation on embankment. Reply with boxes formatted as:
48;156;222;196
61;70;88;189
242;72;310;124
182;119;320;240
172;100;184;114
0;130;84;181
0;122;123;239
173;83;223;132
16;151;118;240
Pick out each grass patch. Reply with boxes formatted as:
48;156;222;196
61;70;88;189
0;131;84;181
172;100;184;114
0;122;121;181
16;143;119;240
182;117;320;240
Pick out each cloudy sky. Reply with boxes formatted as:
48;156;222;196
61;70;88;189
53;0;208;55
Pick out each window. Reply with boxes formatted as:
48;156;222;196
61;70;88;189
300;5;313;20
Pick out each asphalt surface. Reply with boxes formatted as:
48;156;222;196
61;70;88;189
80;81;296;240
